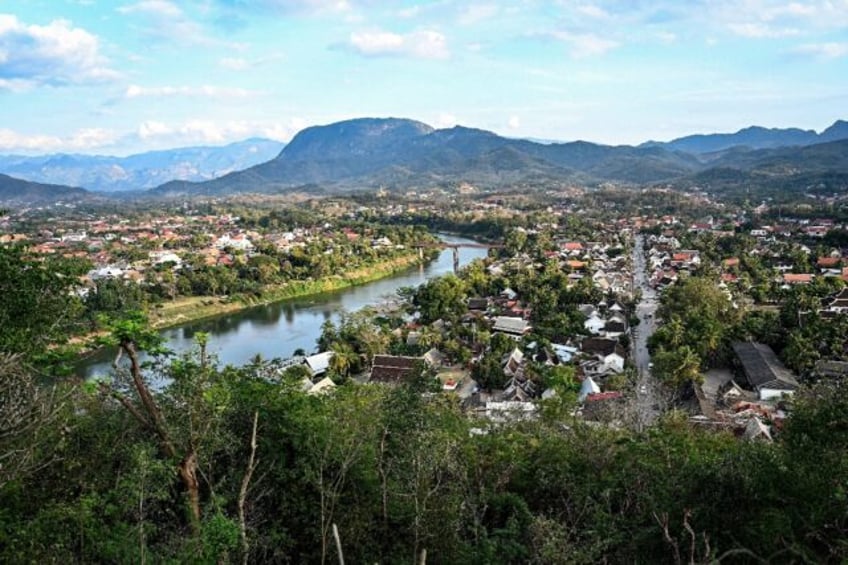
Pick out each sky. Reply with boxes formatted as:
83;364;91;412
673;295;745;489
0;0;847;155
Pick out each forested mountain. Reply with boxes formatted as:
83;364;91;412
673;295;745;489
151;117;848;197
680;139;848;198
151;118;706;196
0;138;284;192
0;173;89;205
643;119;848;154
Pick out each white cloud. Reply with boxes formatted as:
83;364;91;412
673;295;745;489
655;31;677;44
508;115;521;130
135;118;306;145
217;53;284;71
727;22;799;38
0;127;117;152
117;0;182;17
433;113;458;128
549;31;619;58
219;57;250;71
397;6;421;18
459;4;500;25
0;14;117;90
214;0;353;16
0;118;306;154
124;84;259;99
576;4;610;19
347;29;450;59
118;1;244;48
792;42;848;58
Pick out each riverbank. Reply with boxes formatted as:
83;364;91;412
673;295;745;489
147;251;432;330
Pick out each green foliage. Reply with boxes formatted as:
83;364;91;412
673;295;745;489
655;276;741;364
0;245;84;358
414;274;468;323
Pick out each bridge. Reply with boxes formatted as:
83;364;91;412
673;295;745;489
415;241;504;272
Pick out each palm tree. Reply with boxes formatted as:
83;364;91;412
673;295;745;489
329;341;358;378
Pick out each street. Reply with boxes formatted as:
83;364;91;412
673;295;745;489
631;234;661;428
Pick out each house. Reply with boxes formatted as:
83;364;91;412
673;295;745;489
743;417;773;442
307;377;337;396
550;343;579;364
602;313;629;338
492;316;531;338
813;359;848;379
822;288;848;313
502;348;524;377
723;257;740;268
577;377;601;402
500;287;518;301
782;273;813;286
584;313;606;335
423;348;445;368
303;351;334;377
503;376;537;401
817;256;841;269
369;355;425;384
732;342;800;400
581;337;626;373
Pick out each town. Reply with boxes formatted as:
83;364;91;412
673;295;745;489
4;187;847;433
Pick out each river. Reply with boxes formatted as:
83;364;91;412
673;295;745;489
78;234;489;378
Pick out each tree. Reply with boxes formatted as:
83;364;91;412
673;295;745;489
329;341;358;379
0;245;84;359
98;314;226;540
652;346;703;387
414;274;468;324
0;353;73;488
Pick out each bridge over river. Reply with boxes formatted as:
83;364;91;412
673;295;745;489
415;241;503;272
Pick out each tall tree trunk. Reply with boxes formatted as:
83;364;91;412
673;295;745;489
178;450;201;534
239;411;260;565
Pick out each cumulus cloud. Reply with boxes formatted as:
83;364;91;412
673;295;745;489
791;42;848;58
124;84;260;99
508;116;521;130
0;127;118;152
0;14;117;90
346;29;450;59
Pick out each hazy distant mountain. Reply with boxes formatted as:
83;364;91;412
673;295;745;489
643;120;848;154
152;118;701;196
0;174;89;205
0;138;285;192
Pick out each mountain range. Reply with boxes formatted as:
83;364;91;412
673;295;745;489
642;120;848;154
0;138;284;193
1;118;848;204
153;117;848;197
0;174;89;205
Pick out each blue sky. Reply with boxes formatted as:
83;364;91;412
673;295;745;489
1;0;847;155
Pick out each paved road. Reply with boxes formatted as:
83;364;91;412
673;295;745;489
631;234;661;429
